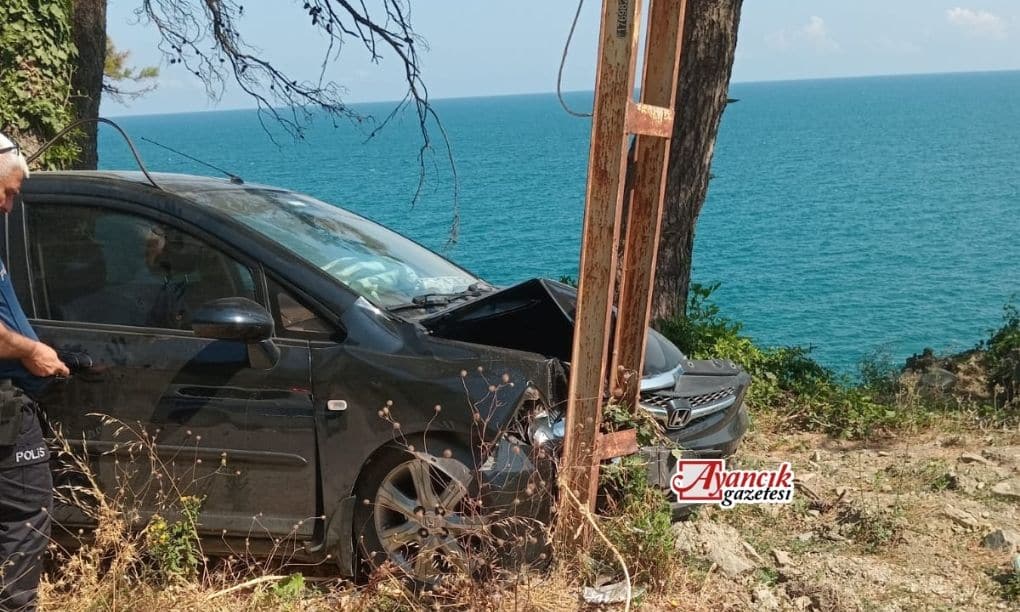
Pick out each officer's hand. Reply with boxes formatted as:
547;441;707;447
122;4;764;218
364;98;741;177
22;342;70;377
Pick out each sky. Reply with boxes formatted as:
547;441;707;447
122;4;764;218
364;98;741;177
101;1;1020;116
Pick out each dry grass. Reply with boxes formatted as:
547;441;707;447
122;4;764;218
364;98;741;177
35;377;1020;611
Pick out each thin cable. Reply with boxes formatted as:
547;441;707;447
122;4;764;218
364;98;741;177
557;0;593;118
25;117;164;191
141;137;244;184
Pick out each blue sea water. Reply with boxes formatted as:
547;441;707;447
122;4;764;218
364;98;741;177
99;71;1020;372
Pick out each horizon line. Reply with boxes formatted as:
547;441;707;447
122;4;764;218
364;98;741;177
103;67;1020;119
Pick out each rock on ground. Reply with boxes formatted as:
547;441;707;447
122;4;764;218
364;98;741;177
673;521;758;577
983;528;1020;552
991;478;1020;500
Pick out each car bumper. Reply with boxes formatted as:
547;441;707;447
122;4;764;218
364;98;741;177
641;395;750;516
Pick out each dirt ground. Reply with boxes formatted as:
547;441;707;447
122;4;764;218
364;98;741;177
635;426;1020;611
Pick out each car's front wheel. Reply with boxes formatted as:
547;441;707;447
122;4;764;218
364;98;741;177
353;444;490;582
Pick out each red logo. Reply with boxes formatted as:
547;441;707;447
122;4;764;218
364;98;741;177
670;459;794;508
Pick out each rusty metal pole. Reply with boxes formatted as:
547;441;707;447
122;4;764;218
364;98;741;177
555;0;642;551
556;0;689;554
611;0;687;408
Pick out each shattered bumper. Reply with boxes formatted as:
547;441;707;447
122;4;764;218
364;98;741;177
638;360;752;516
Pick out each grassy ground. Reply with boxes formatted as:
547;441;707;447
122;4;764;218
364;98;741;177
37;287;1020;610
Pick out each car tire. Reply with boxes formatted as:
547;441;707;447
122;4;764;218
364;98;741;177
353;442;489;584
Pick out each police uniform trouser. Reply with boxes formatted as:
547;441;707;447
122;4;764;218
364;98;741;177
0;462;51;612
0;398;52;612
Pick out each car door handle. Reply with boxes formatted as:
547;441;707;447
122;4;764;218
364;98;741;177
57;351;95;373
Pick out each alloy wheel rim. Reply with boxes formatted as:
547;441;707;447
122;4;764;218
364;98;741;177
373;456;487;580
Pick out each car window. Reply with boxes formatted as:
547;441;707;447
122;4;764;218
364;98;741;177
270;281;333;337
26;203;256;330
184;189;482;309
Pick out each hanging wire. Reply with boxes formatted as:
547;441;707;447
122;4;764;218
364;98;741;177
26;117;164;190
557;0;593;118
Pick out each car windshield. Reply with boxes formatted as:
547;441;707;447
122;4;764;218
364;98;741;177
186;188;481;308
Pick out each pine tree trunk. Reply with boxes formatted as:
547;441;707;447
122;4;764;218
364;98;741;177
69;0;107;170
652;0;742;320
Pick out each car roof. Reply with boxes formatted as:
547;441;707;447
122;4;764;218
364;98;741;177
28;170;285;195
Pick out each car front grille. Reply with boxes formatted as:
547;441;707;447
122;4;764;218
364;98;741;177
639;386;737;430
640;393;674;409
640;386;735;409
683;387;736;408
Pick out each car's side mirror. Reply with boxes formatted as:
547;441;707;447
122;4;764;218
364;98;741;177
192;297;280;370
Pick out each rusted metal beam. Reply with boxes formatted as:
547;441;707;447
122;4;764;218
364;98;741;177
625;101;674;138
596;429;640;461
555;0;642;553
611;0;688;410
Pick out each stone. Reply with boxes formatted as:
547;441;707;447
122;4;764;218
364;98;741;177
991;479;1020;500
796;531;815;542
959;452;992;465
943;505;984;530
673;521;758;577
753;587;780;611
953;473;979;495
793;595;813;610
984;528;1020;552
919;367;956;393
877;451;891;457
822;529;850;543
772;549;794;567
983;447;1020;466
743;541;765;563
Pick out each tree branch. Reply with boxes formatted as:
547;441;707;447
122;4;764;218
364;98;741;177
136;0;458;236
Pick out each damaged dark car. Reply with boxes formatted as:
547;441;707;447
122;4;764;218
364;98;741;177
5;171;749;580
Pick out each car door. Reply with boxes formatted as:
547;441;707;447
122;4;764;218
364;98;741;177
10;193;318;541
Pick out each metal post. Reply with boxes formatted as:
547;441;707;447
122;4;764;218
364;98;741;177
556;0;688;553
611;0;687;408
555;0;642;551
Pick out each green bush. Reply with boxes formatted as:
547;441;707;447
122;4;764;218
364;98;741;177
654;283;939;439
596;455;677;592
656;282;834;406
0;0;80;168
145;496;203;583
983;301;1020;403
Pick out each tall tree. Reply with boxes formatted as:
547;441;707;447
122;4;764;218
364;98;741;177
103;37;160;102
653;0;742;320
69;0;107;170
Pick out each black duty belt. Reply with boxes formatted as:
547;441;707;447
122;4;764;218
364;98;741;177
0;378;33;447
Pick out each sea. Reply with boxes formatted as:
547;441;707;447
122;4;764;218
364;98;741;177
99;70;1020;373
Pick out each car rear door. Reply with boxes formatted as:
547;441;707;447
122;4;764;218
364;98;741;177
7;189;319;541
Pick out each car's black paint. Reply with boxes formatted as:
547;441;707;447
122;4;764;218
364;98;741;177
3;172;562;571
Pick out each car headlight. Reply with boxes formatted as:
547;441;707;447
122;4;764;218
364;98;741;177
528;411;565;447
521;385;565;447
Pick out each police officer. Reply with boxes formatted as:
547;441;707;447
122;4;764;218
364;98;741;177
0;134;70;611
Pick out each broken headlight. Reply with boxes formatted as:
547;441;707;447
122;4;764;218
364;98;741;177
521;385;565;448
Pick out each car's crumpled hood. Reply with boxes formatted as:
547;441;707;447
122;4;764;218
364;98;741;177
419;278;685;378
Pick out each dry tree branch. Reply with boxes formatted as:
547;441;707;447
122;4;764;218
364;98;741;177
135;0;459;240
